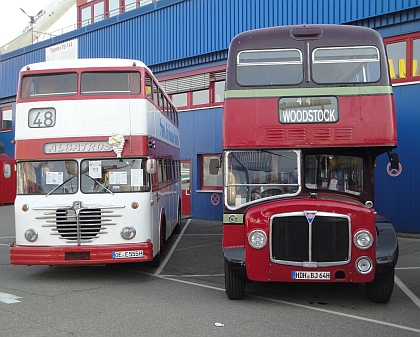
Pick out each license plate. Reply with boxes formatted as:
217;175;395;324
112;250;143;259
292;271;330;280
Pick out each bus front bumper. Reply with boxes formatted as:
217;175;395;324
10;242;154;266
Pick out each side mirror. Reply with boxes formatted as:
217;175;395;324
389;152;399;170
209;158;220;175
3;163;11;178
146;158;157;174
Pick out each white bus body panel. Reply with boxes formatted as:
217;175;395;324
14;192;153;246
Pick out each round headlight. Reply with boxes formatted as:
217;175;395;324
25;228;38;242
248;230;267;249
355;256;373;274
121;225;136;240
354;230;373;250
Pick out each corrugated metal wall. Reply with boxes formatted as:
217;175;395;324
0;49;45;98
375;84;419;234
179;107;223;220
3;0;420;99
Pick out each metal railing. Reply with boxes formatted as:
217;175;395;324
40;0;158;42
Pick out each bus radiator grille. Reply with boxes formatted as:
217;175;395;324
54;208;107;243
271;215;349;264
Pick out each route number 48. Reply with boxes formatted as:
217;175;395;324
28;108;56;128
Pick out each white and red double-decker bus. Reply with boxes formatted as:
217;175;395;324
217;25;400;303
11;58;181;266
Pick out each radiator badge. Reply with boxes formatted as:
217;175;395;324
304;211;317;225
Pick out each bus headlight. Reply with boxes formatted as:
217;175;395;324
25;228;38;242
121;226;136;240
355;257;373;274
353;230;373;250
248;230;267;249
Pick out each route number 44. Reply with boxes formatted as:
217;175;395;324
296;97;311;105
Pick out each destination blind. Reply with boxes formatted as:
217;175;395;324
279;96;339;124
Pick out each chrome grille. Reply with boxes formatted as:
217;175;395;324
271;213;350;266
36;201;123;243
55;208;103;241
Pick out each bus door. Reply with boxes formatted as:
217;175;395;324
181;160;191;216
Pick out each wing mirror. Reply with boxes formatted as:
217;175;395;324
388;152;399;170
146;158;157;174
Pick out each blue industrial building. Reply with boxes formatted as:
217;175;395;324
1;0;419;233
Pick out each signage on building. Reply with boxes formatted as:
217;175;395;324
46;38;78;61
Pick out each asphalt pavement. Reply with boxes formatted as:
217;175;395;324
0;205;419;336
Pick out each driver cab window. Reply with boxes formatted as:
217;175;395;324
305;154;363;195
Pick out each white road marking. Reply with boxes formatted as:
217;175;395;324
161;274;224;278
396;266;420;270
250;294;420;334
0;235;15;246
158;276;420;333
0;292;21;304
148;220;420;333
395;275;420;309
153;218;192;276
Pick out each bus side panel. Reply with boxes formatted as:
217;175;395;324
222;224;245;248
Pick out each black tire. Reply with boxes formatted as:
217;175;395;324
149;251;161;267
365;269;395;303
160;216;167;252
173;203;181;234
225;259;245;300
149;219;165;267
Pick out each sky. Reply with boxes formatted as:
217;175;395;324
0;0;76;47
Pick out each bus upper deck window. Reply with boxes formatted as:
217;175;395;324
21;73;78;98
81;72;141;95
236;49;303;86
312;46;380;84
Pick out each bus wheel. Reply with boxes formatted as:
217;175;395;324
365;269;395;303
225;259;245;300
149;219;166;267
173;203;181;234
149;251;161;267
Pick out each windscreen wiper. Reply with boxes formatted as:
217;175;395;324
46;176;76;197
260;149;295;161
84;173;114;195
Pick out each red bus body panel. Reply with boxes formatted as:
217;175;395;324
0;154;16;205
240;197;375;283
223;95;397;149
15;135;150;160
10;242;154;265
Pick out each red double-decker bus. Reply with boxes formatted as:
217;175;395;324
217;24;399;303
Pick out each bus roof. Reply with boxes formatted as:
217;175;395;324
20;58;149;72
229;24;383;51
